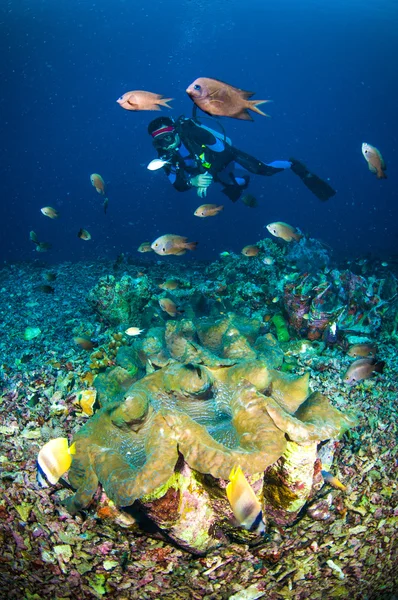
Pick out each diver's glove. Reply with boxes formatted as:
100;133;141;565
190;172;213;198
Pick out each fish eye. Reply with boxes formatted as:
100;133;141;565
194;84;201;91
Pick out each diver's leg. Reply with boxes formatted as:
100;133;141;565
289;158;336;201
217;161;250;202
232;146;336;201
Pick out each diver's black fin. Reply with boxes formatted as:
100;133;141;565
289;158;336;201
221;182;246;202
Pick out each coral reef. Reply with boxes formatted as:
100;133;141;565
64;314;356;554
1;259;397;597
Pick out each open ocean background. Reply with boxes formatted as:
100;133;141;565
1;0;397;265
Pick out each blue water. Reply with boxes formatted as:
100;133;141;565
1;0;397;264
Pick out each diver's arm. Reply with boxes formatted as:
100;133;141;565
164;164;192;192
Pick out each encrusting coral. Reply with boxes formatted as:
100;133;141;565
63;313;357;554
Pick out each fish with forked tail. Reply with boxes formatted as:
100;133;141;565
117;90;173;112
186;77;271;121
151;234;198;256
343;358;385;385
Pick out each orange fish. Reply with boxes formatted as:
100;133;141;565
90;173;106;195
117;90;173;111
158;279;180;291
266;222;302;242
151;234;198;256
41;206;59;219
74;336;95;350
362;143;386;179
347;343;377;358
343;358;385;385
159;298;182;317
137;242;153;253
186;77;270;121
241;245;259;257
194;203;224;217
78;228;91;241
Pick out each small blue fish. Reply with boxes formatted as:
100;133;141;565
321;470;346;492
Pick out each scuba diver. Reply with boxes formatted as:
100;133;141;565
147;114;336;202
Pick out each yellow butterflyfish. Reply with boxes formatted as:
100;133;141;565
226;465;266;535
36;438;76;488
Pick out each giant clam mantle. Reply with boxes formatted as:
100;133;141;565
63;313;357;554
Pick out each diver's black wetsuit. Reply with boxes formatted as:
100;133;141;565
159;117;336;202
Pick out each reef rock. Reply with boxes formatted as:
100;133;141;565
86;274;151;326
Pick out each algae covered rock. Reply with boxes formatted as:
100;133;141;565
86;274;151;326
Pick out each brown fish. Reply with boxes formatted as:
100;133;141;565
137;242;153;253
343;358;385;385
241;245;259;257
36;285;54;294
151;234;198;256
361;143;386;179
117;90;173;111
90;173;106;195
186;77;271;121
74;336;95;351
158;279;180;291
194;203;224;217
159;297;182;317
41;206;59;219
78;228;91;241
347;343;377;358
242;194;257;208
266;221;302;242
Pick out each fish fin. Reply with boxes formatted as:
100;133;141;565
208;98;225;106
247;100;272;117
215;205;224;214
174;249;186;255
183;241;198;251
238;89;255;99
368;163;377;173
69;442;76;455
148;105;162;111
235;109;254;121
376;170;387;179
159;97;173;109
